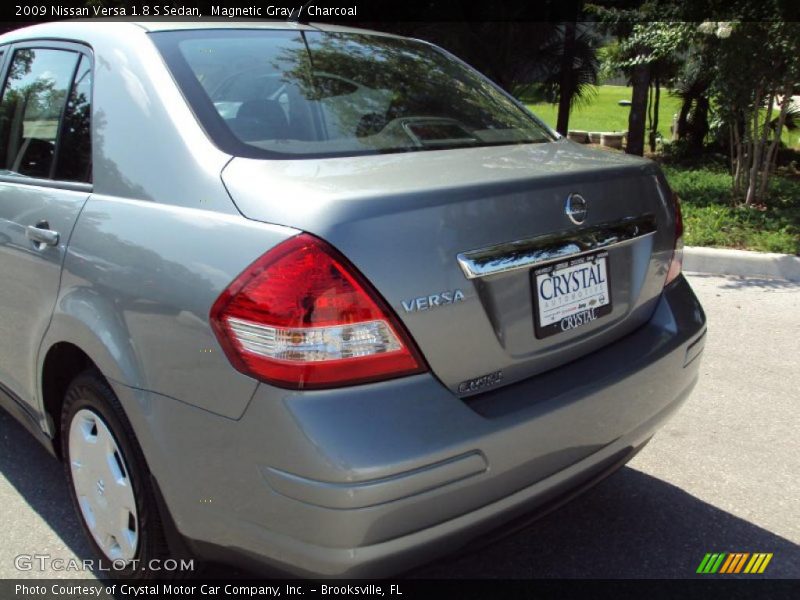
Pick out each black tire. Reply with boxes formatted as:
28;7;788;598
61;369;173;579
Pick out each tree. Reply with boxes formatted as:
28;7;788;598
400;21;565;94
556;21;578;135
619;22;690;155
625;63;650;155
370;10;600;127
671;46;714;155
546;22;601;135
705;20;800;204
589;4;690;155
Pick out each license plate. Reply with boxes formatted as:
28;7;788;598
532;251;612;339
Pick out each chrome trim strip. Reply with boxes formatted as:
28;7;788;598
457;215;657;280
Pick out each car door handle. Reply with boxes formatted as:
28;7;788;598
26;222;60;247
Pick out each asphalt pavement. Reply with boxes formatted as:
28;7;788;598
1;273;798;579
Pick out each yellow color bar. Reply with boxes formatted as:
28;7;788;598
744;554;759;573
758;553;773;574
747;554;766;573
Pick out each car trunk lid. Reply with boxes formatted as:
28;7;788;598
221;140;678;395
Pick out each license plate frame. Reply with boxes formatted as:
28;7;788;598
531;251;612;339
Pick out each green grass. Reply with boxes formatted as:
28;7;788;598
525;85;800;149
662;165;800;254
525;85;682;142
523;85;800;253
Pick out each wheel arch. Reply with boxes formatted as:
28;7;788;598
38;290;147;455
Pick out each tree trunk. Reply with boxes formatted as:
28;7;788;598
649;77;661;153
733;124;744;202
688;96;710;155
728;125;735;176
677;97;692;141
555;21;577;136
746;88;771;206
759;86;792;199
626;63;650;156
740;109;752;200
647;82;654;151
731;113;744;200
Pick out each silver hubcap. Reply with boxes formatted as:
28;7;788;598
68;409;139;562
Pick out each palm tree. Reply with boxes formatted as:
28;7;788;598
379;18;600;129
546;23;602;135
671;50;713;155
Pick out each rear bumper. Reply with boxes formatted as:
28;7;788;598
117;275;706;578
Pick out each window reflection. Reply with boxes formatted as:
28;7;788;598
163;30;553;158
0;48;79;179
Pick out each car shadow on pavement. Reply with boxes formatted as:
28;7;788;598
2;408;798;579
414;466;800;578
0;408;96;571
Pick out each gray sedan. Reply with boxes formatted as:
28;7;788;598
0;21;705;578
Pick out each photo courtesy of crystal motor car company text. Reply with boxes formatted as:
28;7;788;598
0;7;705;580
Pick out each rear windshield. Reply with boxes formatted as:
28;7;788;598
152;29;554;159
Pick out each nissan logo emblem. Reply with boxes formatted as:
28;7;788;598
565;193;588;225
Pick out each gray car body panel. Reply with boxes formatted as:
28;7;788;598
49;197;298;419
0;22;298;426
0;181;88;402
0;21;707;577
115;277;705;577
222;144;676;395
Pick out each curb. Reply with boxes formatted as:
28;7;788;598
683;246;800;282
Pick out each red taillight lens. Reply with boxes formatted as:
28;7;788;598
210;233;427;389
665;192;684;286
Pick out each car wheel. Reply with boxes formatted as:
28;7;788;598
61;370;169;579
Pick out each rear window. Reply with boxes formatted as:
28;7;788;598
152;29;553;159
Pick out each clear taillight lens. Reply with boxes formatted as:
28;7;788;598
665;192;684;286
210;233;427;389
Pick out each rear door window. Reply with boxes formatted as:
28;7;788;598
0;47;91;182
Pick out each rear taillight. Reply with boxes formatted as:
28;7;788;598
210;233;427;389
665;192;684;286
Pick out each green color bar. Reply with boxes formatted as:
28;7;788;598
696;553;713;574
703;553;719;573
707;553;720;573
710;553;727;573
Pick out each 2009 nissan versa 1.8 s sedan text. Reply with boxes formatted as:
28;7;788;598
0;21;706;578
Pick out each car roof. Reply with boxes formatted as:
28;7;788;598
137;20;386;33
134;20;314;32
0;19;403;43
